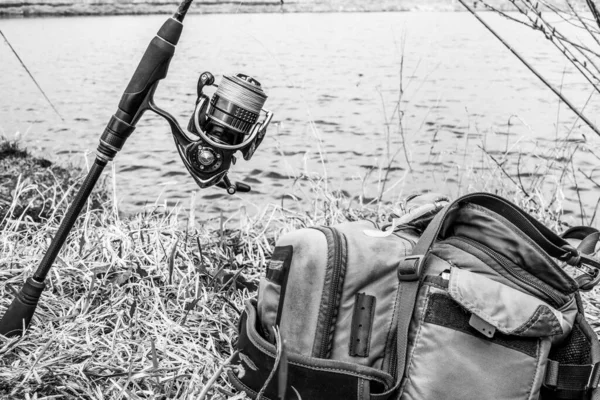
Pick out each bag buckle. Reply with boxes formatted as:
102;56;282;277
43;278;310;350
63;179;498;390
398;255;425;281
576;255;600;291
586;362;600;391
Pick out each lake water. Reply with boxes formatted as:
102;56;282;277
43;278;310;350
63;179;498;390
1;12;599;224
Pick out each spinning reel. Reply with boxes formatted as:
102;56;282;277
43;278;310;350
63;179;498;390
147;72;273;194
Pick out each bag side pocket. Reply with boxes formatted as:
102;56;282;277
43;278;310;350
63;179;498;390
232;300;395;400
400;268;574;400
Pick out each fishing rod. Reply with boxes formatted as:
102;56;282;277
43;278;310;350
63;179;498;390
0;0;273;337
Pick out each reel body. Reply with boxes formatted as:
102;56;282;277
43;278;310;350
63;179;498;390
149;71;273;194
185;72;273;193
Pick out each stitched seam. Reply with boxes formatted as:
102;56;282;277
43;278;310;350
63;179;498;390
512;306;545;334
425;282;448;291
526;339;543;400
365;296;374;356
383;277;401;373
248;324;389;385
400;285;430;397
467;204;575;291
357;379;363;400
229;372;274;400
513;306;563;336
312;226;335;357
454;274;562;335
453;272;510;331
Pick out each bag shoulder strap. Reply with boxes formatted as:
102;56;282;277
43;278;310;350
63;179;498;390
408;192;600;274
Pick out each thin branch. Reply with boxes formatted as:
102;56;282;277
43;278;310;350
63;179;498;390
586;0;600;31
570;149;586;225
458;0;600;137
517;0;600;93
480;1;535;28
568;0;600;49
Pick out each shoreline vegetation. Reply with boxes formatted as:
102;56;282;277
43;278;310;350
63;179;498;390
0;139;599;398
0;0;592;17
2;0;600;395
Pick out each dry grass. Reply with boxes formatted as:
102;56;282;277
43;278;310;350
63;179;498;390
0;140;371;399
0;136;599;400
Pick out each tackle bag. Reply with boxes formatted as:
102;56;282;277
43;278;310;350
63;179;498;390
228;192;600;400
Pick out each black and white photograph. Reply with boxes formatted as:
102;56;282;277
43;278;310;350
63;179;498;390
1;0;600;399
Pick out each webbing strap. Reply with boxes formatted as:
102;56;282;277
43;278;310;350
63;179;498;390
543;361;600;399
369;279;420;400
370;206;450;399
394;280;419;384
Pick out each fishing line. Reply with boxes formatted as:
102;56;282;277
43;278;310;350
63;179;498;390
215;75;267;113
0;29;65;122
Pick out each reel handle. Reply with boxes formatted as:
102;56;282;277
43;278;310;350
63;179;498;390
216;176;251;194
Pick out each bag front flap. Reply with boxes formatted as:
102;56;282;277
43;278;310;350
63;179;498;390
448;268;576;338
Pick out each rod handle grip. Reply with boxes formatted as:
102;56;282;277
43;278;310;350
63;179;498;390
117;18;183;124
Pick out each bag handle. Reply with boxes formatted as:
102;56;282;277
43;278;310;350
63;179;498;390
561;226;600;291
405;192;600;274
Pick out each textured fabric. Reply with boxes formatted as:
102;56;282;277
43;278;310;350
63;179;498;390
257;245;293;342
450;203;578;294
400;285;549;400
243;193;598;400
232;301;395;400
257;228;329;355
350;293;377;357
448;267;569;337
424;293;539;357
328;221;417;370
312;226;347;358
550;323;592;365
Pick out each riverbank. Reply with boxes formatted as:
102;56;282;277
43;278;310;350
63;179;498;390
0;0;589;17
0;140;599;398
0;140;110;226
0;139;357;399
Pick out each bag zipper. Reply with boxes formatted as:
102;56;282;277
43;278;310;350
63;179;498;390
317;227;346;358
443;236;564;308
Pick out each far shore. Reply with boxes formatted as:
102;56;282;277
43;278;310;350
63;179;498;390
0;0;584;18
